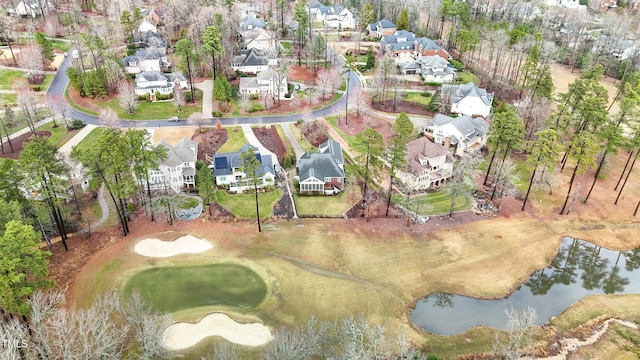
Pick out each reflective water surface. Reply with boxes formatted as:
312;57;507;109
411;237;640;335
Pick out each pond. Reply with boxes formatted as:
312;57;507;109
411;237;640;335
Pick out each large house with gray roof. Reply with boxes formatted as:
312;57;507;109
423;114;490;156
381;30;417;60
122;49;170;74
239;69;287;96
232;48;276;74
297;139;345;195
146;138;198;193
134;71;187;96
367;19;397;38
212;144;276;193
399;56;456;82
414;37;450;59
396;136;453;191
441;82;494;117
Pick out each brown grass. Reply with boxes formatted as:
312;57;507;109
152;126;198;145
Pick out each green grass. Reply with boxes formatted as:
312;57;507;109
391;187;473;216
93;89;203;120
280;41;292;56
52;39;73;52
35;121;80;148
402;92;432;106
213;189;282;219
292;171;360;216
289;124;315;152
0;93;17;107
174;195;200;209
122;264;267;313
275;125;293;155
457;71;480;84
92;201;103;221
72;127;107;154
0;69;26;90
217;127;248;153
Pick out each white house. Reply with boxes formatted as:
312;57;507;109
146;138;198;193
232;48;277;74
121;49;170;74
9;0;49;18
441;82;494;117
396;137;453;191
367;19;397;38
239;69;287;96
241;28;278;51
399;56;456;82
134;71;187;96
423;114;490;156
212;144;276;193
138;18;158;33
546;0;587;10
318;5;356;29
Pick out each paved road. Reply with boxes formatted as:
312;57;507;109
47;48;362;127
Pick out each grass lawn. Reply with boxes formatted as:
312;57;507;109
391;187;473;216
72;127;107;154
289;124;315;152
174;195;200;209
402;92;432;106
52;39;73;52
217;127;248;153
36;121;80;148
275;125;293;155
0;93;17;107
213;189;282;218
122;264;267;312
0;69;26;90
94;90;204;120
292;171;360;216
457;71;481;84
280;41;292;56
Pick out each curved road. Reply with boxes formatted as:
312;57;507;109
47;50;361;126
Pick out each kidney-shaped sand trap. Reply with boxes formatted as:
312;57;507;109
134;235;212;258
163;313;273;350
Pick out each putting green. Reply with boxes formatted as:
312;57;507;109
123;264;267;312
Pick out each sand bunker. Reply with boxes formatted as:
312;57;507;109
163;313;273;350
134;235;212;257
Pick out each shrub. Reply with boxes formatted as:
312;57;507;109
248;103;263;113
450;59;464;71
31;85;41;91
426;354;439;360
284;92;291;98
426;82;441;86
69;119;86;129
212;111;223;117
283;153;292;169
420;92;432;98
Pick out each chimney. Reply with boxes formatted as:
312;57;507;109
444;136;450;149
436;40;442;46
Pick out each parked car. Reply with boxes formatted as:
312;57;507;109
71;50;79;59
168;116;180;122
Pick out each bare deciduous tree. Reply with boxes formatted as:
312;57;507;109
188;112;208;132
17;87;40;134
118;81;138;114
491;307;537;360
98;108;121;129
18;44;44;83
172;83;185;113
349;87;367;117
316;68;341;101
239;92;251;112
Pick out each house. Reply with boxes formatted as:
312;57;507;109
146;138;198;193
441;82;494;117
232;48;277;74
423;114;490;156
239;69;287;96
592;35;638;60
297;139;345;195
239;15;266;33
212;144;276;193
546;0;587;10
8;0;49;18
134;71;187;96
414;37;450;60
381;30;417;60
121;49;170;74
367;19;397;38
395;137;453;191
317;5;356;29
236;2;259;18
132;31;167;49
241;28;278;51
138;18;158;33
398;55;456;79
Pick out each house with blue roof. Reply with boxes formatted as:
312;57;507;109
212;144;276;193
